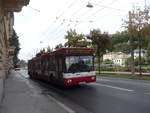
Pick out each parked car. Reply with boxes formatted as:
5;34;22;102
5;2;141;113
14;64;21;71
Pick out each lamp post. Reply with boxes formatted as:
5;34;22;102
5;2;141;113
86;2;93;8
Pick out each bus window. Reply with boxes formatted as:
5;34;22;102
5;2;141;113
65;56;93;73
58;57;63;72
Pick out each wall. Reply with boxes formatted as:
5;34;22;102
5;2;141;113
0;1;15;104
0;0;30;104
0;0;5;104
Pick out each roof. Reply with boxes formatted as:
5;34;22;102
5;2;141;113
29;47;94;62
53;47;94;54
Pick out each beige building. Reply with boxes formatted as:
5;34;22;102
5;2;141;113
103;52;128;66
112;57;127;67
0;0;30;102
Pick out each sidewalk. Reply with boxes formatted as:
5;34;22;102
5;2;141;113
0;71;68;113
0;71;5;105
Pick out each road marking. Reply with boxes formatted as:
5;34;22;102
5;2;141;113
144;92;150;95
97;78;111;81
91;83;134;92
47;95;76;113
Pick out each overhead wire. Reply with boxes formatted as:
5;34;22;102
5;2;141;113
52;0;100;39
50;0;86;34
74;0;119;27
42;0;124;46
70;0;107;28
74;7;125;28
40;0;79;41
44;0;88;41
48;0;117;40
72;0;106;26
69;2;87;19
41;0;88;42
56;0;78;19
93;3;126;12
41;1;88;43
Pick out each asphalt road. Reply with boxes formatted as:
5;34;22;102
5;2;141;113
17;69;150;113
100;71;150;75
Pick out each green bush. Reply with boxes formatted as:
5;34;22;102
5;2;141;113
135;57;146;66
95;66;131;72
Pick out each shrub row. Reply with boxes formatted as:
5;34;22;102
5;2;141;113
95;66;150;72
95;67;131;72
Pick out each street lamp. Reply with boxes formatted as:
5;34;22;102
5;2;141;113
86;2;93;8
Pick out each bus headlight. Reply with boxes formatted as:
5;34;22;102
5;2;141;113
67;79;72;83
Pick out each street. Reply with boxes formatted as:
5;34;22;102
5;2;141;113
4;69;150;113
100;71;150;75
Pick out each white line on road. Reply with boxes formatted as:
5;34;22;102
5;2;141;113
91;83;134;92
97;78;111;81
47;95;76;113
144;92;150;95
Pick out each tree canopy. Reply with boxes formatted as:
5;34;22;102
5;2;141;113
87;29;112;74
87;29;112;56
111;31;130;53
64;29;89;47
9;29;20;65
55;43;63;50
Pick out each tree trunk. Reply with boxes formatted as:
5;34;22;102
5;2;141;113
130;37;135;76
139;35;142;76
129;11;135;76
93;54;95;71
98;50;101;75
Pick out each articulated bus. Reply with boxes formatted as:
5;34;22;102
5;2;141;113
28;47;96;86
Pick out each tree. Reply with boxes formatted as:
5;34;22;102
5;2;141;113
125;58;131;67
143;24;150;36
40;48;46;54
124;11;136;75
87;29;112;74
147;43;150;63
135;57;146;66
55;43;63;50
9;29;20;65
142;24;150;49
47;46;53;53
111;31;136;53
128;7;150;75
19;59;27;68
124;6;150;75
102;59;113;64
112;31;129;45
64;29;89;47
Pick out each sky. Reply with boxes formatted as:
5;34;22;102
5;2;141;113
14;0;149;61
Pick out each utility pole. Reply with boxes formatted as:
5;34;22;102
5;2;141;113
129;11;135;76
138;30;142;76
145;0;147;9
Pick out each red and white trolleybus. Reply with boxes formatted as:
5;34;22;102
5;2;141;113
28;47;96;86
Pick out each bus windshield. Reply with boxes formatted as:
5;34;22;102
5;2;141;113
65;56;93;73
